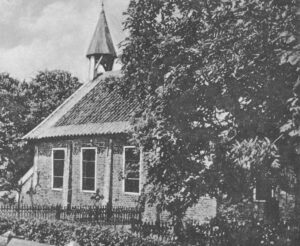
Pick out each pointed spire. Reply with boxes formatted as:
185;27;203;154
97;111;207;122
86;1;117;58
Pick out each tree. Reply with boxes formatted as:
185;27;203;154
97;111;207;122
112;0;298;226
0;71;81;202
0;73;27;202
12;70;81;176
19;70;81;174
23;70;81;132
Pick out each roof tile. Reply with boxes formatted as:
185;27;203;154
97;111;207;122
23;71;138;140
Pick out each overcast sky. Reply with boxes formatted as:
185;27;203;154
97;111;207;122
0;0;130;82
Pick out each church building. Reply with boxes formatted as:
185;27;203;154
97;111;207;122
19;3;217;222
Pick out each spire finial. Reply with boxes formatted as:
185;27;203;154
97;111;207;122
101;0;104;9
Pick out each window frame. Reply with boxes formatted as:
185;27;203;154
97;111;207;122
253;187;266;203
51;148;66;191
123;146;141;195
80;147;97;193
253;178;273;203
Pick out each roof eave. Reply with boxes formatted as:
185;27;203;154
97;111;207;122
86;52;117;59
25;131;130;141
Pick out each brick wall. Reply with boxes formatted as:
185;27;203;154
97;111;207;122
111;140;139;207
21;136;140;207
31;141;67;205
18;175;33;205
20;135;217;222
69;137;107;206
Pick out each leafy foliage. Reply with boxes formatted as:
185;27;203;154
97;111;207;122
182;215;300;246
0;73;28;195
0;217;176;246
207;137;281;203
112;0;299;223
0;215;300;245
0;70;81;197
22;70;81;131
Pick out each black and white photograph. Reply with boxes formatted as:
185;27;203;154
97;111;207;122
0;0;299;245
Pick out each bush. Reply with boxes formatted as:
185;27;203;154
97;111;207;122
0;217;176;246
182;215;300;246
1;215;300;245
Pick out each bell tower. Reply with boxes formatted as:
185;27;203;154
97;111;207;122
87;1;117;80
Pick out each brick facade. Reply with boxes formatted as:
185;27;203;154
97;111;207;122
22;134;292;223
21;136;139;207
20;135;217;222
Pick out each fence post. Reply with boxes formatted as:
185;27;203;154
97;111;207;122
55;204;61;220
67;203;71;215
106;203;112;222
17;204;20;219
94;206;99;222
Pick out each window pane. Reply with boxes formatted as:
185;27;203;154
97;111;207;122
125;179;139;193
256;178;271;200
125;148;139;163
124;147;140;193
83;149;95;161
83;161;95;178
125;148;140;177
53;177;63;189
53;150;64;189
126;162;140;178
53;160;64;176
82;149;96;191
54;150;65;160
82;178;95;191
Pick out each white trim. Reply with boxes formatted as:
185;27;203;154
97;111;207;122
18;167;34;185
123;146;141;195
253;187;276;202
80;147;97;193
253;187;266;203
51;148;67;191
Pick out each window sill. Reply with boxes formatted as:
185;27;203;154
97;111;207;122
254;199;266;203
124;192;140;196
81;189;97;193
52;188;63;191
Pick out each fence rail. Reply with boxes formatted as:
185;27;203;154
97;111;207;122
0;204;141;225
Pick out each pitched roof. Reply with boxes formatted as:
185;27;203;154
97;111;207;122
86;6;117;58
23;71;139;140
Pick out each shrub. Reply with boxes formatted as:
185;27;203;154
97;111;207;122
1;215;300;245
181;215;300;246
0;217;176;246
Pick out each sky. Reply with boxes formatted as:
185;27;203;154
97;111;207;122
0;0;130;82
